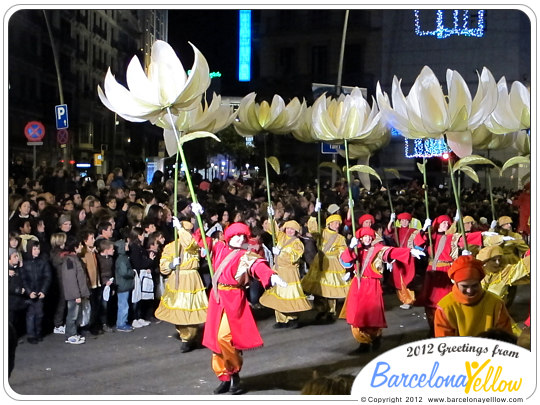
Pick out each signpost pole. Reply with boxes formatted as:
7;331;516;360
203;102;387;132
33;144;37;180
43;11;68;170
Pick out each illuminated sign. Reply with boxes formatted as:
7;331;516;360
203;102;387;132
238;10;251;81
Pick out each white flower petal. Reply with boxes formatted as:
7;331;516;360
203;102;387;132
163;128;180;156
149;40;189;107
469;67;498;129
101;69;159;118
125;55;159;105
446;69;471;131
173;42;211;108
446;130;472;158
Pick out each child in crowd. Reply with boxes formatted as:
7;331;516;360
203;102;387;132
114;236;135;332
96;239;116;332
61;236;90;345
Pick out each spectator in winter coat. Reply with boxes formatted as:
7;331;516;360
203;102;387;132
20;240;52;344
49;232;68;335
8;248;27;336
128;227;156;328
96;239;116;332
114;237;135;332
61;236;91;345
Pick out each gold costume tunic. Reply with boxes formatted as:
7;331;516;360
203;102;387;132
301;218;350;298
482;255;530;302
155;228;208;326
259;231;312;313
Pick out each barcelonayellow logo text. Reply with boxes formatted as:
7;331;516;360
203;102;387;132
352;337;532;398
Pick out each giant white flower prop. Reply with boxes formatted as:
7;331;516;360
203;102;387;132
376;66;498;157
311;87;384;237
484;77;530;134
312;87;381;142
232;92;304;247
233;92;304;136
97;40;210;124
161;94;237;156
97;40;217;276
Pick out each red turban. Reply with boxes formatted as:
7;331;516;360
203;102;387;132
397;212;412;221
432;215;452;232
356;227;376;239
358;214;375;226
448;255;485;283
224;222;251;242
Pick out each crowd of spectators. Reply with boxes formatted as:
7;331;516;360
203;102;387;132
6;157;530;372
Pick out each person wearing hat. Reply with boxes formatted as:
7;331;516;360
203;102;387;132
450;215;502;257
434;255;514;337
327;203;340;215
477;245;530;305
385;212;420;248
340;227;425;351
259;220;312;329
302;214;350;322
358;213;375;229
492;216;529;267
413;214;457;336
384;212;423;309
202;222;286;395
155;217;209;353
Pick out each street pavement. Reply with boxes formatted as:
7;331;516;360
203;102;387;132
6;284;530;398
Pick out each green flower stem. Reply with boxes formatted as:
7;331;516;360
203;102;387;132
264;134;277;247
173;142;180;271
344;139;359;264
422;158;434;253
487;169;496;222
316;146;322;239
382;171;398;244
167;108;215;277
445;149;469;252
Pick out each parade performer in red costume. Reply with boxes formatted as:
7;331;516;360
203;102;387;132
385;212;420;248
385;212;422;308
414;215;457;336
340;227;424;352
202;222;286;395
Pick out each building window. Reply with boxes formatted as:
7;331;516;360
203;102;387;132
311;45;328;81
279;47;295;75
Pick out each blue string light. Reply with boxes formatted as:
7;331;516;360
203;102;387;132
414;9;485;39
405;138;451;158
392;128;451;158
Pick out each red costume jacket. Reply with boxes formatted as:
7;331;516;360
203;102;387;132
202;241;274;353
340;244;415;329
385;226;419;248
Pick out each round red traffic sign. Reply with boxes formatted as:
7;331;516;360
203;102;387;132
24;121;46;142
57;128;69;145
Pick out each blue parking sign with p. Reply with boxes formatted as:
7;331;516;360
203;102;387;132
55;104;69;129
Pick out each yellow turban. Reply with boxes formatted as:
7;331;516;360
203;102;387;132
283;220;301;232
476;245;503;262
326;214;342;226
181;221;194;230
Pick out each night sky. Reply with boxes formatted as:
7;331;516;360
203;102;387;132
167;9;242;96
